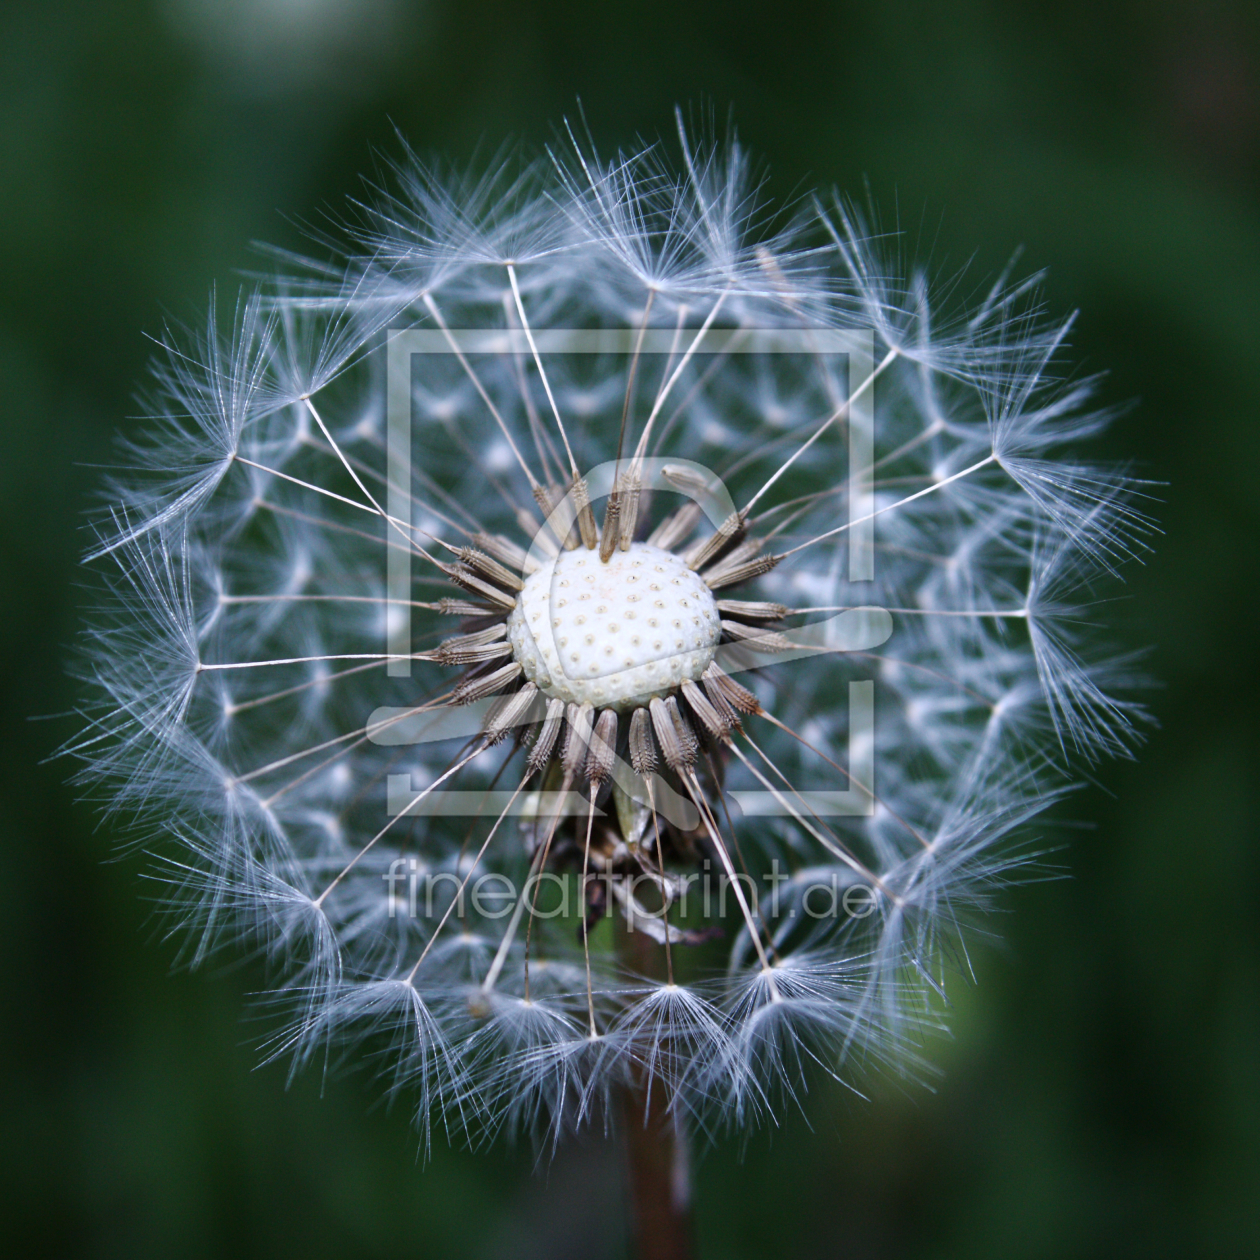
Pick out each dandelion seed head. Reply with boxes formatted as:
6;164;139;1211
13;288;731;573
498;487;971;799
67;117;1151;1148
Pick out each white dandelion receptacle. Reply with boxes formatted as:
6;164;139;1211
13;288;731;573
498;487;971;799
507;543;722;709
72;116;1150;1155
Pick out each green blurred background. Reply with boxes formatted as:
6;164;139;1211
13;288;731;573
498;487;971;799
2;1;1257;1256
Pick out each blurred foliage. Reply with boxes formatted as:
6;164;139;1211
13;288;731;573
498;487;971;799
1;1;1257;1256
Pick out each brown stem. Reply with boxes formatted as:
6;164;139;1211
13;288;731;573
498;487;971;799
617;919;696;1260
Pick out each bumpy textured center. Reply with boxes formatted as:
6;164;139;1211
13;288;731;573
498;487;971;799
506;542;722;710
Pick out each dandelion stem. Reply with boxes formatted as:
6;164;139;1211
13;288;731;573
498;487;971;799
616;914;696;1260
